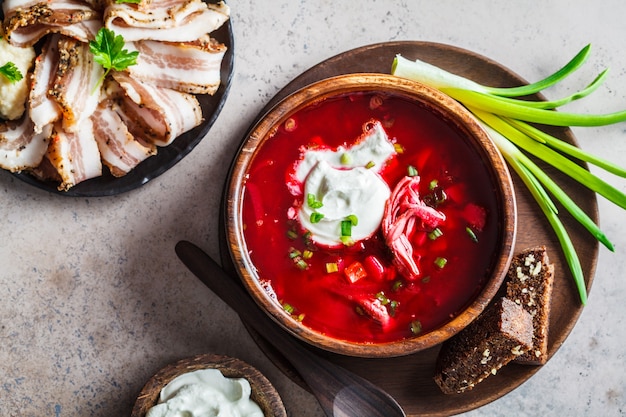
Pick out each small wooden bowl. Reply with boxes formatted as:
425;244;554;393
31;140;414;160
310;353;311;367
225;73;517;357
131;353;287;417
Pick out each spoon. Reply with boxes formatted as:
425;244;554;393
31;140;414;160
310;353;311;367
175;240;406;417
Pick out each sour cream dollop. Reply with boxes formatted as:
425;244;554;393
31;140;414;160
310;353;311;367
146;369;263;417
297;121;396;247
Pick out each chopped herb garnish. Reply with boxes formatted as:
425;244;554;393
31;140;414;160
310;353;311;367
310;212;324;223
0;62;23;83
389;300;399;317
340;236;354;246
89;27;139;93
286;229;298;240
392;280;404;291
282;303;295;314
346;214;358;226
466;226;479;242
376;291;390;305
394;143;405;154
302;249;313;260
288;248;308;270
340;153;352;165
307;193;323;209
434;257;448;269
341;218;353;237
407;165;418;177
410;320;422;335
428;227;443;240
326;262;339;273
365;160;376;169
429;179;439;190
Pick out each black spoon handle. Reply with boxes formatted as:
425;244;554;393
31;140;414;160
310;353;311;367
175;240;406;417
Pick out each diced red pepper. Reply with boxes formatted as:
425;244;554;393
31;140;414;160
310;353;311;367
344;261;367;283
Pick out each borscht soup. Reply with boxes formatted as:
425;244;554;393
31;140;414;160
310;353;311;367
237;89;503;344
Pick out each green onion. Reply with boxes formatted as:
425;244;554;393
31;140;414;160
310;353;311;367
434;257;447;269
391;44;626;304
429;179;438;190
409;320;422;335
389;300;399;317
340;236;354;246
340;153;352;165
376;291;390;305
407;165;418;177
282;303;295;314
326;262;339;273
394;143;405;154
392;280;404;291
366;160;376;169
428;227;443;240
341;218;353;237
307;193;323;209
466;226;478;243
310;212;324;223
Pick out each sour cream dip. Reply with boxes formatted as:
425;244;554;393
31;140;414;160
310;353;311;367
296;121;396;246
146;368;263;417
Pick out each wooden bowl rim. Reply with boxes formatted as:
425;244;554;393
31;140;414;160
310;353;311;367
226;73;517;357
130;353;287;417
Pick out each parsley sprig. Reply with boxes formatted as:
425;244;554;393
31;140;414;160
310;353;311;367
89;27;139;93
0;62;23;83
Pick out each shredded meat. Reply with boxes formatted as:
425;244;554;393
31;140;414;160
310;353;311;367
382;175;446;280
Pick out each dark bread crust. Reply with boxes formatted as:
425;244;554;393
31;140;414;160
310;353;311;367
505;246;554;365
434;297;533;394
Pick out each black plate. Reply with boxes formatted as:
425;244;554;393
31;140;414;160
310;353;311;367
4;1;234;197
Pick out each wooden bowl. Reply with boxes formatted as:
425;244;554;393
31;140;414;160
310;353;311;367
225;73;517;357
131;353;287;417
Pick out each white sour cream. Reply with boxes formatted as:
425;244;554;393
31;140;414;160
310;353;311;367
297;121;396;247
146;369;264;417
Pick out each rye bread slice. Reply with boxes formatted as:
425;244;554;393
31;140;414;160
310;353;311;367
434;297;533;394
506;246;555;365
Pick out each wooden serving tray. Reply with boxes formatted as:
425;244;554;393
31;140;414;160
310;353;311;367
220;41;598;416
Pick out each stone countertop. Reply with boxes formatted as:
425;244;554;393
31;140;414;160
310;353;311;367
1;1;625;416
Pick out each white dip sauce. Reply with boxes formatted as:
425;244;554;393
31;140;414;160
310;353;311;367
297;121;396;247
146;369;264;417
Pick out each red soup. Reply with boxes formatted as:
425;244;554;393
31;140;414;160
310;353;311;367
241;91;501;344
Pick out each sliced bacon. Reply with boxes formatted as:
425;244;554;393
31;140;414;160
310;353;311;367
125;34;226;94
103;0;229;42
46;119;102;191
3;1;102;47
92;100;156;177
50;36;103;133
382;176;446;280
29;34;63;133
0;113;52;172
112;72;203;147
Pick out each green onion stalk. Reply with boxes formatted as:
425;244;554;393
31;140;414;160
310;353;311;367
391;44;626;304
